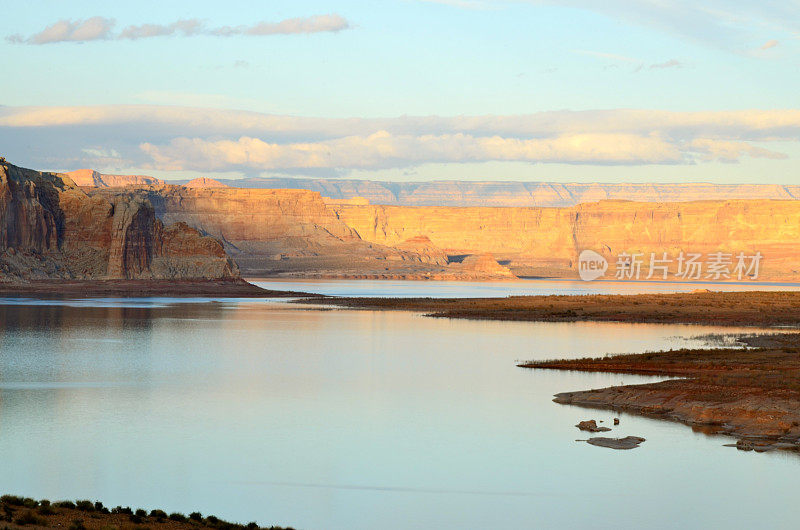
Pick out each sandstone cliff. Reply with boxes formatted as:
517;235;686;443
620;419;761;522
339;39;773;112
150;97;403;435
89;186;512;279
77;174;800;282
67;169;799;207
66;169;164;188
0;160;237;282
330;200;800;280
183;177;229;189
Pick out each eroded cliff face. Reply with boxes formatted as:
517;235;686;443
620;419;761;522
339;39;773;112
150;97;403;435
83;178;800;281
65;169;164;188
330;200;800;280
0;161;237;282
99;186;473;278
69;169;800;207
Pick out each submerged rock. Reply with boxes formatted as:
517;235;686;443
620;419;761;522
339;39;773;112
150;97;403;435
576;420;611;433
586;436;646;450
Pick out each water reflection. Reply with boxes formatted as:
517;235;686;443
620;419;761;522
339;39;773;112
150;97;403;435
0;299;797;530
253;278;800;298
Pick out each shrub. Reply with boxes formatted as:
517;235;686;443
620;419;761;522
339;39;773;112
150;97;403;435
75;500;95;512
112;506;133;515
0;496;27;507
38;500;57;516
149;509;167;520
169;513;187;523
128;514;143;524
246;522;259;529
189;512;203;522
14;510;47;526
55;501;76;510
205;515;220;525
69;519;87;530
134;509;147;518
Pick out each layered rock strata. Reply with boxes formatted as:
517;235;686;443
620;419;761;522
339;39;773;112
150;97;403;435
0;161;237;281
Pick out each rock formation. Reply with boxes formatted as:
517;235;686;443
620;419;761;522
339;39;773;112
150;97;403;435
586;436;646;450
66;169;800;207
183;177;229;189
65;167;800;281
0;160;237;282
65;169;165;188
330;200;800;280
575;420;611;433
456;253;515;278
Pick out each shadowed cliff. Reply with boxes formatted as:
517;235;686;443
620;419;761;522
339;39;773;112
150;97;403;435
0;159;238;282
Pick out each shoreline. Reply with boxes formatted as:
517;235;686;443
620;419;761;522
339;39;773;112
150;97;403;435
520;333;800;452
0;279;315;299
293;291;800;327
0;495;293;530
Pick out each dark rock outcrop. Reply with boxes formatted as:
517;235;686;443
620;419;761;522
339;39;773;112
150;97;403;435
586;436;646;450
576;420;612;433
0;160;237;282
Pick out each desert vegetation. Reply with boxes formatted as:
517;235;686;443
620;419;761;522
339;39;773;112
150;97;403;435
0;495;293;530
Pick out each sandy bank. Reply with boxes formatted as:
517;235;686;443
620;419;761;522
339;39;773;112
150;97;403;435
521;333;800;452
295;290;800;327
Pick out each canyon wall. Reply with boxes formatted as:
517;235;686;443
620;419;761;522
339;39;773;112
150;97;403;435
231;179;800;207
330;200;800;280
67;169;800;207
88;186;456;278
0;161;237;281
92;181;800;281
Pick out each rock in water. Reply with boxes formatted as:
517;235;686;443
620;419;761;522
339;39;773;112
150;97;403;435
586;436;646;450
576;420;612;433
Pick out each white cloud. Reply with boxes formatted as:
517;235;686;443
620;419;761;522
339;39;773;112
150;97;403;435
8;14;350;44
0;105;796;172
140;132;689;171
118;19;203;40
760;39;779;50
212;15;349;36
9;17;116;44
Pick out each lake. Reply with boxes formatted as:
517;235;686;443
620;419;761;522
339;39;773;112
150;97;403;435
0;281;798;529
253;277;800;297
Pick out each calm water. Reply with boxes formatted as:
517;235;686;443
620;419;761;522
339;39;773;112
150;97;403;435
0;285;798;529
252;277;800;297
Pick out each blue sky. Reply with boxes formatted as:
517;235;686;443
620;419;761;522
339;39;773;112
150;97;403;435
1;0;799;183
